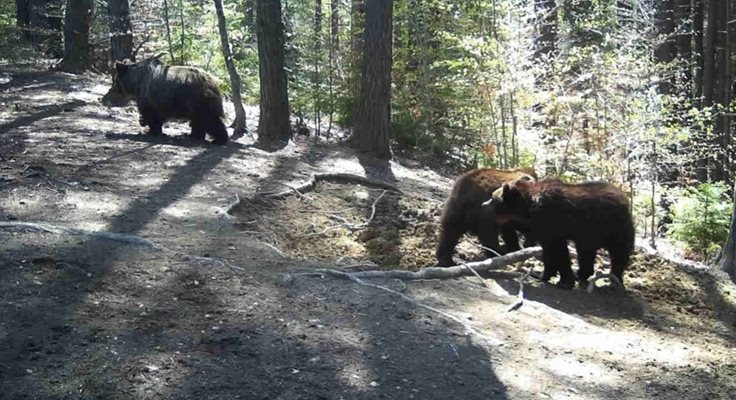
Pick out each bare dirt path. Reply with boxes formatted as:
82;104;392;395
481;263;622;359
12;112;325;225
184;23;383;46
1;66;736;400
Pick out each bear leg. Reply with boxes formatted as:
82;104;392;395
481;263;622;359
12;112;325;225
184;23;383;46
147;118;163;136
606;242;630;287
500;223;521;253
205;116;229;145
138;102;163;136
575;246;597;286
477;223;503;258
436;222;465;267
541;239;574;289
190;118;207;141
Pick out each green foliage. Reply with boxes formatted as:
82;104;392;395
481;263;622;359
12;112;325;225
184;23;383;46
0;0;15;52
668;183;733;259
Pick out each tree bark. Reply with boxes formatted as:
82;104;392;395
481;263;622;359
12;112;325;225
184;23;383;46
61;0;93;72
718;184;736;281
702;0;717;109
244;0;255;42
214;0;247;137
18;0;63;56
163;0;175;63
713;0;731;183
313;0;323;137
655;0;676;94
693;0;704;103
256;0;291;147
534;0;557;60
16;0;30;40
349;0;365;114
327;0;339;137
675;0;691;93
107;0;133;62
351;0;392;159
702;0;718;181
178;0;185;64
330;0;339;51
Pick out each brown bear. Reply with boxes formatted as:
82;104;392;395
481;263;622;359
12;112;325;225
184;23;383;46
436;168;537;267
484;177;634;289
101;54;229;145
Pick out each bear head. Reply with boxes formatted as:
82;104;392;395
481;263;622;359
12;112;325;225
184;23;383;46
481;175;535;224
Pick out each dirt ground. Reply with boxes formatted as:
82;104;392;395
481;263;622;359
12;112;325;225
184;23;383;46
2;65;736;400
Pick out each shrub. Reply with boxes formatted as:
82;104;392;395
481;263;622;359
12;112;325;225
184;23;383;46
667;182;732;260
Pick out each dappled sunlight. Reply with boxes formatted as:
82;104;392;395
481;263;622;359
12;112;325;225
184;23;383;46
3;54;736;398
540;355;620;385
335;361;380;392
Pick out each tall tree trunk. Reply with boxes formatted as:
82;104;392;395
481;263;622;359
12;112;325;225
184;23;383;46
107;0;133;62
718;185;736;281
61;0;93;72
534;0;557;60
655;0;676;94
702;0;718;181
330;0;339;51
327;0;339;137
214;0;247;137
21;0;64;56
313;0;323;137
713;0;731;182
256;0;291;147
675;0;692;95
179;0;185;64
349;0;365;119
16;0;30;40
163;0;175;63
244;0;255;42
693;0;704;104
351;0;392;159
692;0;707;182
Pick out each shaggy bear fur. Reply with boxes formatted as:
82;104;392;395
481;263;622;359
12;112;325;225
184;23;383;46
436;168;537;267
101;55;228;145
485;177;634;289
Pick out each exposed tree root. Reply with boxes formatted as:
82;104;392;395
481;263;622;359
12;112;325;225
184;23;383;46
309;190;388;236
0;221;246;272
259;172;400;201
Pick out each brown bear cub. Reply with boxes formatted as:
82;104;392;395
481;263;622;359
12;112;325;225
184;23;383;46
436;168;537;267
101;55;229;145
484;178;635;289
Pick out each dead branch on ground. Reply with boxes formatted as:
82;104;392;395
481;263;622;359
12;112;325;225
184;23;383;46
306;247;543;281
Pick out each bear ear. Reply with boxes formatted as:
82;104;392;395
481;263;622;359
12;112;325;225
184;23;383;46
501;183;511;196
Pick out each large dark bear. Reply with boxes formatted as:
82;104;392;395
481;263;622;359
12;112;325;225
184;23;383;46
101;55;228;145
436;168;537;267
484;177;635;289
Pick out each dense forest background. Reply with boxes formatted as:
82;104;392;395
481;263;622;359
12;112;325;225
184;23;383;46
1;0;735;275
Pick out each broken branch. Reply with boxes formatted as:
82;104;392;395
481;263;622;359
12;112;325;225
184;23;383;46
304;247;543;281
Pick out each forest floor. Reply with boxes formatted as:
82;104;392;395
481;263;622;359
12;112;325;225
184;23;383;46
1;65;736;400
